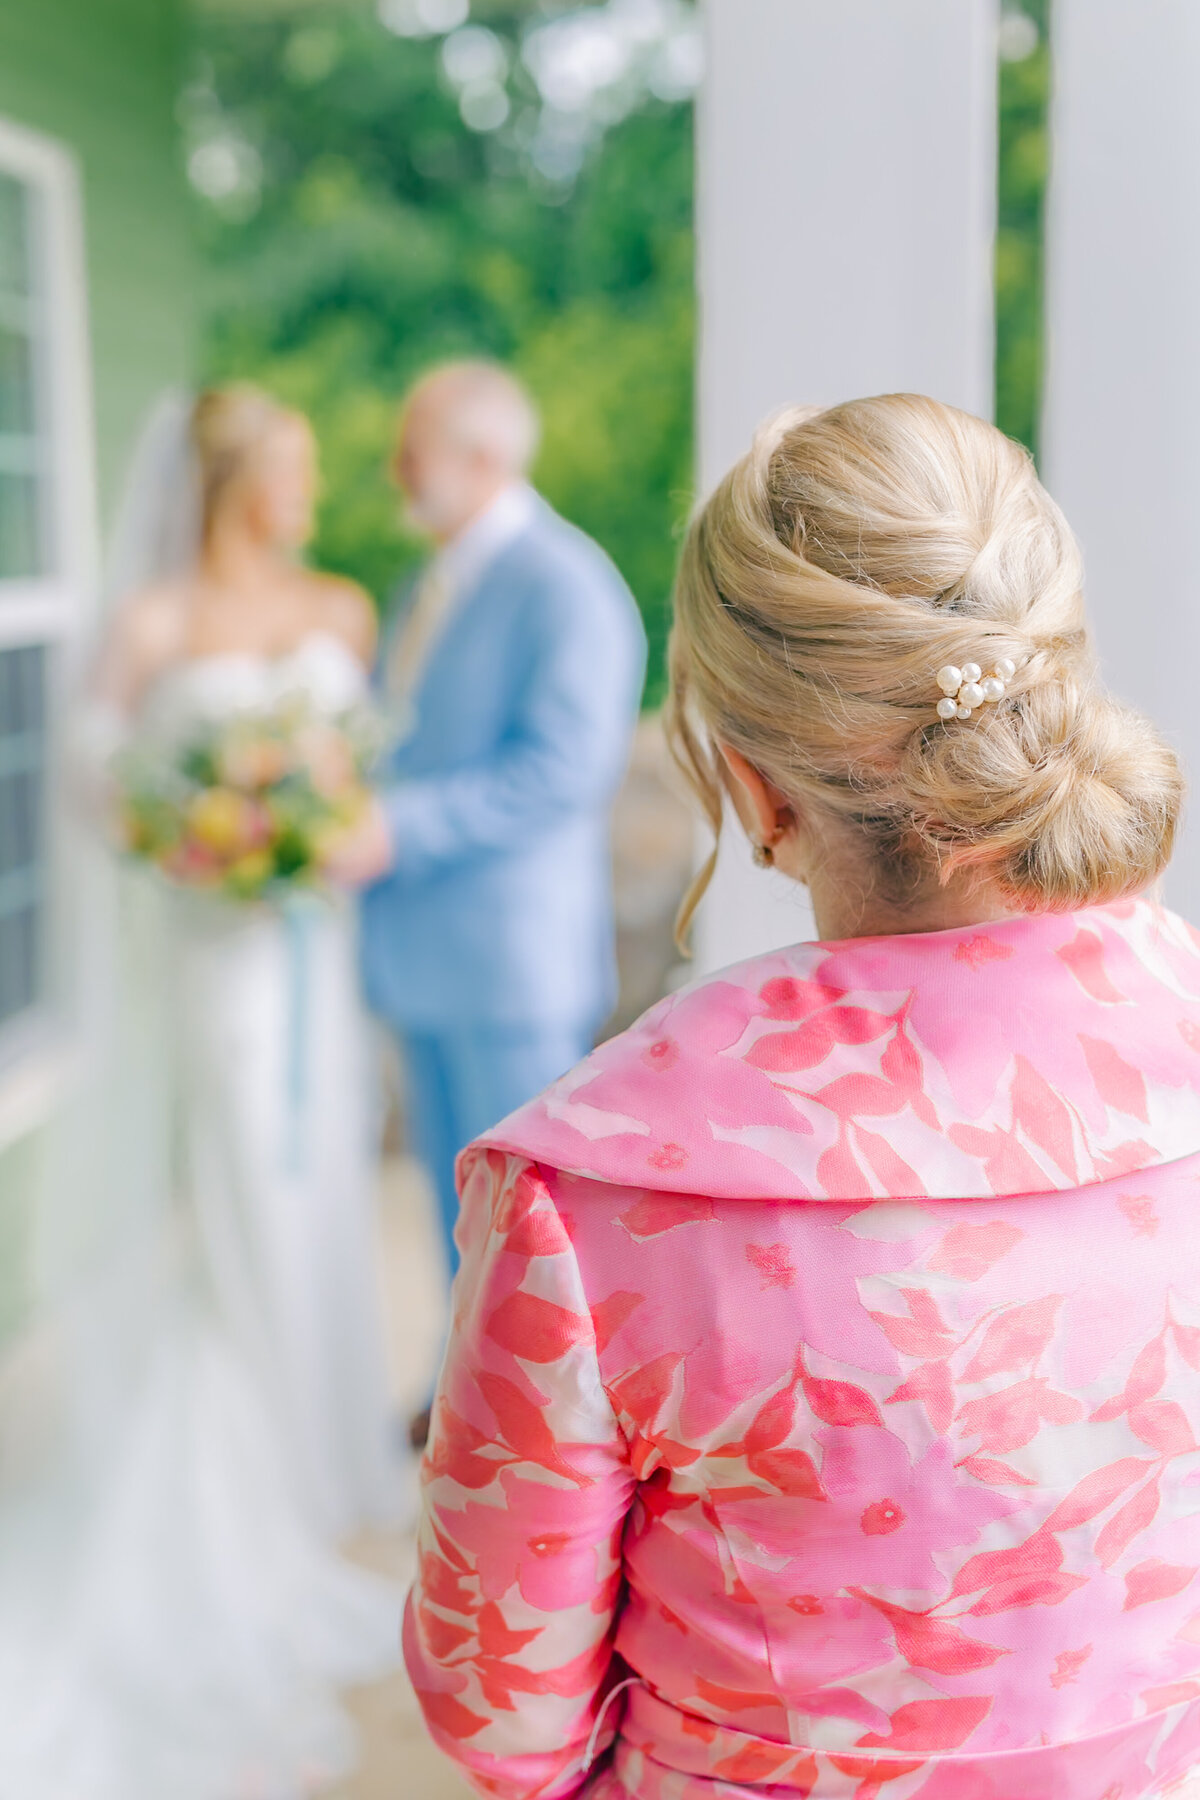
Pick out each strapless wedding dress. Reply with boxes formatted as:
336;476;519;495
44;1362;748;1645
0;635;409;1800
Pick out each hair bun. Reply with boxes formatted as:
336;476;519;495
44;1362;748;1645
900;676;1182;909
667;393;1184;936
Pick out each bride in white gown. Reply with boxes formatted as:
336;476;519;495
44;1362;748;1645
0;387;410;1800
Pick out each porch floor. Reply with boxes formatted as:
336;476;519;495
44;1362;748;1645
331;1156;474;1800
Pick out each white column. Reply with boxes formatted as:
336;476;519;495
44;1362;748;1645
693;0;998;972
1043;1;1200;919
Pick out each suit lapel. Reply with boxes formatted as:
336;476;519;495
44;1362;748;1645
397;524;539;712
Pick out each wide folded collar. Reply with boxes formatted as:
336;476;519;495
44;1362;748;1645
477;896;1200;1203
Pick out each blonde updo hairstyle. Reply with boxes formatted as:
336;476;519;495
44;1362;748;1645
190;384;302;543
667;394;1182;943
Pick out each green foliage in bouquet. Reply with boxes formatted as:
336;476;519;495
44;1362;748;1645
116;701;387;901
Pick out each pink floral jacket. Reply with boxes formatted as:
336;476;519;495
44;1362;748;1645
405;898;1200;1800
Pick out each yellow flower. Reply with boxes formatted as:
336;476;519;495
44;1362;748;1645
187;787;255;858
225;849;275;897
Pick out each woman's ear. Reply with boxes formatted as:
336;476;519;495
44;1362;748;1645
717;743;793;849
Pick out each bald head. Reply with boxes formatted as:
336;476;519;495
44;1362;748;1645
395;361;540;543
406;362;540;473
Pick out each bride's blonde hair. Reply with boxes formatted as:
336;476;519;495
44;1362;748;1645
667;393;1182;942
190;384;299;540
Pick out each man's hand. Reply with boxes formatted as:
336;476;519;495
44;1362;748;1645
322;797;396;888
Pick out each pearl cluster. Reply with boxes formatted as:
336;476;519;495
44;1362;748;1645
935;657;1016;721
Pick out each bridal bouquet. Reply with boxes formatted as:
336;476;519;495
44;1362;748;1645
114;699;386;900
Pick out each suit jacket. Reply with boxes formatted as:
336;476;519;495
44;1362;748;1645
360;497;646;1031
406;896;1200;1799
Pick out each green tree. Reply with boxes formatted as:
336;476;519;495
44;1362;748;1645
995;0;1051;460
189;2;697;704
192;1;1050;685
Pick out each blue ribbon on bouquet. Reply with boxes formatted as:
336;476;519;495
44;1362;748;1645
283;894;316;1177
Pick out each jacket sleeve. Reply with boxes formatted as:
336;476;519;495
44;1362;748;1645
380;562;645;882
404;1149;636;1800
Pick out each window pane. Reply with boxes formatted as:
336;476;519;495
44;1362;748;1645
0;174;46;582
0;644;46;1029
0;468;42;579
0;323;36;436
0;175;30;299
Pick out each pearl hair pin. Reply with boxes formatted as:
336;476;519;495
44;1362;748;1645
935;657;1016;721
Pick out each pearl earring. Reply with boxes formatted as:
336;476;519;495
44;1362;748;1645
934;657;1017;721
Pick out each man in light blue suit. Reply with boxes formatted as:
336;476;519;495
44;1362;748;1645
337;362;645;1332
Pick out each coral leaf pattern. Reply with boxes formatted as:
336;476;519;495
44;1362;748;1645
405;900;1200;1799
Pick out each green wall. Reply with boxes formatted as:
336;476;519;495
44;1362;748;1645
0;0;194;516
0;0;194;1340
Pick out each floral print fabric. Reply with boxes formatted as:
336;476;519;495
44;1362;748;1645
490;898;1200;1204
405;898;1200;1798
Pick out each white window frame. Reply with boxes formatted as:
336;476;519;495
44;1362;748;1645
0;118;98;1148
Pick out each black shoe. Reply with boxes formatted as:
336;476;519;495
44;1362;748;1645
408;1406;432;1452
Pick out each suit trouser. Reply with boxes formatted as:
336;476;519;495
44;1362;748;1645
396;1021;595;1281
